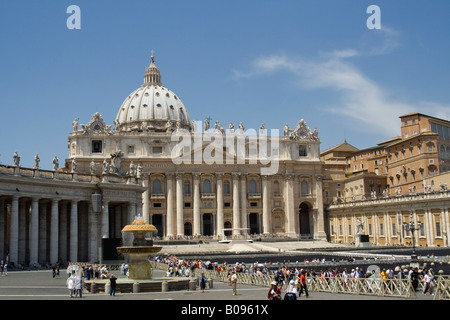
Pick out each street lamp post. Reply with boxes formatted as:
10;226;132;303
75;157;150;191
403;212;422;265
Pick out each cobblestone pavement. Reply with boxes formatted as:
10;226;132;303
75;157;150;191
0;269;435;301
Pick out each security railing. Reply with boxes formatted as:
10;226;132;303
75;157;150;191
184;266;449;300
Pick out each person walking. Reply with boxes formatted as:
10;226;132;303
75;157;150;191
109;274;117;296
231;270;238;296
422;270;434;295
299;270;309;298
409;267;419;292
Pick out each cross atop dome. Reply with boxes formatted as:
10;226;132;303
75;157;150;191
151;49;155;63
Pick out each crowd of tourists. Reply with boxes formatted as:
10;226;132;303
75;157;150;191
156;254;438;299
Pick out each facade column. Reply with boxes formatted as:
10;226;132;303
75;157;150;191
9;195;19;265
262;175;270;234
441;208;448;247
176;173;184;236
166;173;174;238
216;173;224;238
101;201;109;239
240;174;248;234
285;174;296;236
70;200;78;263
232;173;241;236
193;173;201;236
445;207;450;247
50;199;59;264
314;174;327;239
426;209;433;247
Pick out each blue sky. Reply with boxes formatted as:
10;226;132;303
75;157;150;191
1;0;450;169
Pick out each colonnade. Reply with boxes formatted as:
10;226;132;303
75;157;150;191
0;196;137;266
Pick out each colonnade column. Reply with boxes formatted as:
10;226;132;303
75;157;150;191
142;177;150;223
262;175;270;234
9;195;19;265
38;202;47;263
101;201;109;239
50;199;59;264
232;173;241;236
166;173;174;238
176;173;184;236
216;173;224;239
193;173;201;236
88;202;98;263
18;201;26;264
59;202;68;262
0;199;5;260
70;200;78;263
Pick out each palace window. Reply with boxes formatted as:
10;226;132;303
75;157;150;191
436;221;442;237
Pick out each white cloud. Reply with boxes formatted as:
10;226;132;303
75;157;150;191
232;47;450;138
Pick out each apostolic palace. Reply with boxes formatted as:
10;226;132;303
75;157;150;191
1;55;449;267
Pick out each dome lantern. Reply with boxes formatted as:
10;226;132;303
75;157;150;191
143;54;162;86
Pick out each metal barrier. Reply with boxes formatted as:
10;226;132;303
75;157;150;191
75;262;450;300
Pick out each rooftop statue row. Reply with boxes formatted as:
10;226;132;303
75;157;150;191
72;113;319;141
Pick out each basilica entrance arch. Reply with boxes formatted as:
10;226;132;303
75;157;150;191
151;214;164;238
224;221;232;236
299;202;311;238
202;213;213;236
249;213;260;235
184;222;192;236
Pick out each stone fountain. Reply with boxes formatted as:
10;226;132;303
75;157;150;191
117;216;162;280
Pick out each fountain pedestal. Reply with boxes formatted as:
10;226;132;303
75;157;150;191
116;218;161;280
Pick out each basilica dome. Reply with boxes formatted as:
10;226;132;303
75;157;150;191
114;55;191;132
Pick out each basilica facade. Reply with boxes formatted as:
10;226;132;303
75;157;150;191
66;55;327;241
